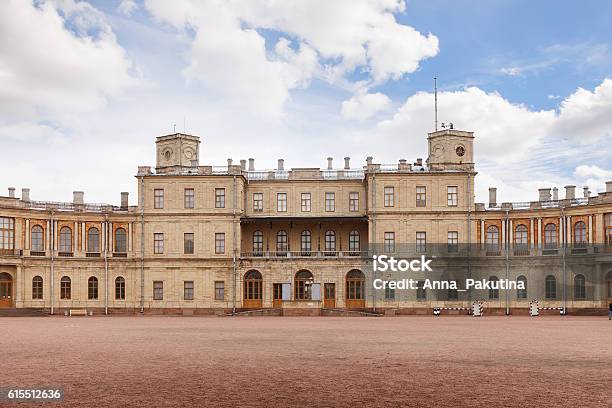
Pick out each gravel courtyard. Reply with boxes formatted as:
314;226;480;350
1;316;611;407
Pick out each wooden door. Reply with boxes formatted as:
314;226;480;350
273;283;283;309
0;279;12;308
324;283;335;308
243;271;263;309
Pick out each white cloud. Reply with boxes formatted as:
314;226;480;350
0;0;139;121
554;78;612;142
118;0;138;16
377;87;556;163
341;92;391;120
144;0;438;115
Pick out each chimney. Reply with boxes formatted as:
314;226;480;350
73;191;84;205
565;185;576;200
552;187;558;201
344;157;350;170
366;156;373;165
22;188;30;202
583;186;590;198
416;158;423;167
8;187;15;198
277;159;284;171
488;187;497;207
240;159;246;171
227;158;233;167
327;157;333;170
121;192;129;209
607;181;612;193
538;188;551;202
248;158;255;171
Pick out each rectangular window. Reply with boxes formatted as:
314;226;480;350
349;192;359;212
385;287;395;300
253;193;263;212
184;281;194;300
301;193;311;212
447;186;458;207
448;231;458;253
416;232;427;253
215;281;225;300
153;189;164;209
384;186;394;207
32;278;43;300
184;188;194;209
154;233;164;254
384;232;395;253
325;192;335;212
416;186;426;207
215;233;225;254
416;281;427;300
277;192;287;212
0;217;15;253
153;281;163;300
184;233;194;254
215;188;225;208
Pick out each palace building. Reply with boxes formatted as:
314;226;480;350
1;129;611;315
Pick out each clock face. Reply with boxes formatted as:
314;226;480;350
456;146;465;157
183;147;194;160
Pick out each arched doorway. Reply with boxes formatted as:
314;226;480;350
0;272;13;308
346;269;365;309
295;270;314;300
243;270;263;309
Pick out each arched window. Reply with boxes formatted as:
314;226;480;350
115;276;125;300
574;221;586;247
114;228;127;253
31;225;44;252
276;230;288;256
514;225;528;252
516;275;527;300
349;231;360;255
60;276;71;299
544;224;557;249
252;231;263;256
574;274;586;300
32;275;43;299
295;270;314;300
488;276;499;299
346;270;365;300
486;226;499;253
300;230;311;256
88;276;98;300
545;275;556;300
324;230;336;256
59;227;72;253
87;227;100;253
244;270;263;301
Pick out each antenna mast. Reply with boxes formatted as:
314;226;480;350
434;77;438;131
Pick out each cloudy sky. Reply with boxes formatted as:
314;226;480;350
1;0;611;206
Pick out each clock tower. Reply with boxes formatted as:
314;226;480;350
427;128;474;172
155;133;201;174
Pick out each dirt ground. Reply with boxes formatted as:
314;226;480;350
1;316;611;408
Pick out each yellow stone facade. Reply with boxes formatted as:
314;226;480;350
1;129;611;315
